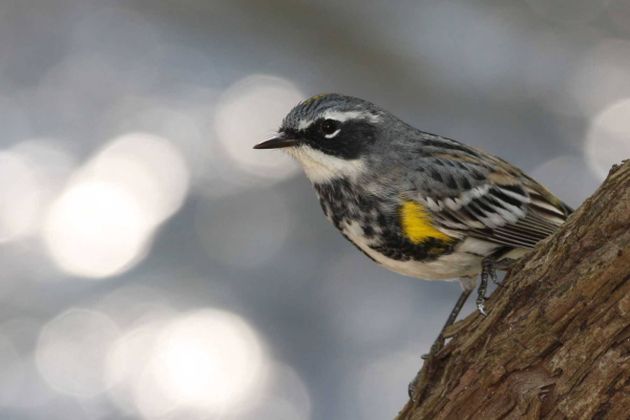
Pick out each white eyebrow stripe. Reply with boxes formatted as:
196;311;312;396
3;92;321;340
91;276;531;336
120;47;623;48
320;110;382;123
297;110;382;131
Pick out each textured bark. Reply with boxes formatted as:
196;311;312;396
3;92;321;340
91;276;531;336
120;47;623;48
398;160;630;420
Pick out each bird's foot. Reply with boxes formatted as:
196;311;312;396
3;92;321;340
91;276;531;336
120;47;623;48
410;335;445;399
476;256;496;315
476;299;488;316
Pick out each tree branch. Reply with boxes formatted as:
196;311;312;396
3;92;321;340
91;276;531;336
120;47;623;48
398;160;630;420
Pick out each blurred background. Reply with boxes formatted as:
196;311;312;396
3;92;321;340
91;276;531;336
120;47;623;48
0;0;628;419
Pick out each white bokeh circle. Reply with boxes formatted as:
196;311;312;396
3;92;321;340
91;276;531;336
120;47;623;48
586;98;630;179
36;309;121;398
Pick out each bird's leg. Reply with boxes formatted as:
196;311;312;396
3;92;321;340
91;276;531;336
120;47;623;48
431;288;472;353
410;283;473;399
410;262;498;399
420;284;474;360
476;257;496;315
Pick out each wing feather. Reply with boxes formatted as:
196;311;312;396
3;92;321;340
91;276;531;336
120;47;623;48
404;136;572;248
400;134;572;250
430;180;571;249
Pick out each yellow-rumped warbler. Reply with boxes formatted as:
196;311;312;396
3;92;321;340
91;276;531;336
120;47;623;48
254;93;572;354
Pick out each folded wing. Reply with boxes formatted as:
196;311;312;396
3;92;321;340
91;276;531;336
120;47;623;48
404;137;573;249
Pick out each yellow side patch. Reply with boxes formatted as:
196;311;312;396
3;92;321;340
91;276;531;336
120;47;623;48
400;201;453;244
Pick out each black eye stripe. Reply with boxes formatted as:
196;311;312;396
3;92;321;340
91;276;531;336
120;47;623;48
300;118;375;160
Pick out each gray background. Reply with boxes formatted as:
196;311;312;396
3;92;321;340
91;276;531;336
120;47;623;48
0;0;628;419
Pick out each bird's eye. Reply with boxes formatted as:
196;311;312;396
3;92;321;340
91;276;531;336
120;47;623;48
320;119;340;137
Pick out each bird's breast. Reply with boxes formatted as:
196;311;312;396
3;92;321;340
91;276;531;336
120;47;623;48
313;179;465;278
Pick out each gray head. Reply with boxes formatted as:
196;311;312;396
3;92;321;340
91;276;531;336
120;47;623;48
254;94;394;183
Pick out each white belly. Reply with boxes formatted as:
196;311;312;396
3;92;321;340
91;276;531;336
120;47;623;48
366;247;483;280
341;220;499;280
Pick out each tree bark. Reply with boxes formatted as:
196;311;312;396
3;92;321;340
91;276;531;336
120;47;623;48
398;160;630;420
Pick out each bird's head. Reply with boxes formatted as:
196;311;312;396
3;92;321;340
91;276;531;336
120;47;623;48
254;94;389;183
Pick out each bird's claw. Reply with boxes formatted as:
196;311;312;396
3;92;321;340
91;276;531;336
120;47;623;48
476;301;488;316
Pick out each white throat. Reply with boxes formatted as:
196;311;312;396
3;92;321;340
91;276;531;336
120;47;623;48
285;145;366;183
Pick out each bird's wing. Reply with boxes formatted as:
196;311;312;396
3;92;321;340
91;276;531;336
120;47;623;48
402;137;572;249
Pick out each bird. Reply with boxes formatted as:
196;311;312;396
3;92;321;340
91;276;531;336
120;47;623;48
253;93;572;359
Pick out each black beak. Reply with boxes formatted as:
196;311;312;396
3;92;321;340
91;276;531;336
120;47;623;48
253;132;298;149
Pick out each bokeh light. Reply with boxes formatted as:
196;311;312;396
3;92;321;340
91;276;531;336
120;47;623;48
0;139;77;246
107;309;267;418
36;309;121;398
43;180;152;278
85;132;190;226
0;151;44;242
231;363;311;420
42;132;189;278
106;314;175;417
150;310;265;410
213;74;303;185
586;98;630;179
107;99;216;183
